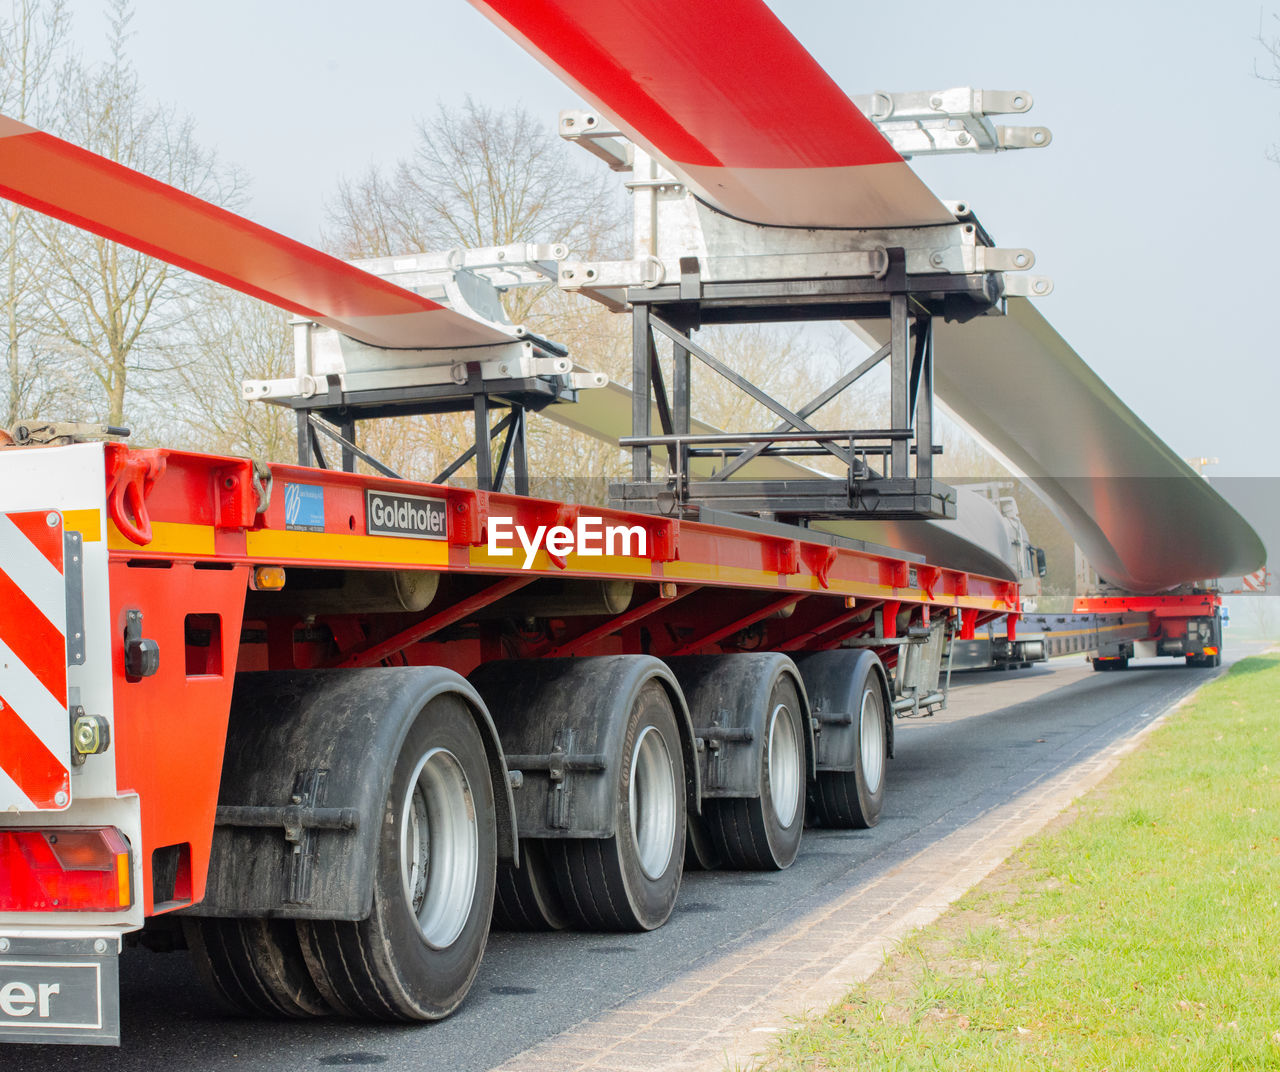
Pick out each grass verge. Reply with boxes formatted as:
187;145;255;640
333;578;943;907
758;654;1280;1071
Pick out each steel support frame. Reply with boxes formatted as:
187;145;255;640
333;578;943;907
618;247;949;523
292;374;539;493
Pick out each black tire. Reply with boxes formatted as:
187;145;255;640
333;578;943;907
296;694;497;1020
492;840;569;931
684;814;724;871
546;681;685;931
812;662;887;829
183;917;331;1018
704;675;805;870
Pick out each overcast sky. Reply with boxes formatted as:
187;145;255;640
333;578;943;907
70;0;1280;479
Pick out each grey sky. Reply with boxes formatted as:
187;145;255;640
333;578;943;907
72;0;1280;478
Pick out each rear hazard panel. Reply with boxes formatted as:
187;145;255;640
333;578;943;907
0;510;80;811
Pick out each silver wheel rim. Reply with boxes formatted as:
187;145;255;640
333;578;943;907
629;725;677;880
400;747;479;950
767;702;802;828
860;686;885;795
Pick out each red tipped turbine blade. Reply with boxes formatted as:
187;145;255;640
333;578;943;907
0;116;511;350
471;0;953;228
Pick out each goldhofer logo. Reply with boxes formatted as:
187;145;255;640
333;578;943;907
366;491;447;540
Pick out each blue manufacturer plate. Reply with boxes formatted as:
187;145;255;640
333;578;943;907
284;483;325;532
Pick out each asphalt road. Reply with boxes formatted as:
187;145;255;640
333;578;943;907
10;645;1259;1071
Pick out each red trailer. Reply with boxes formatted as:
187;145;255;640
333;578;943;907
0;439;1012;1042
1073;591;1224;669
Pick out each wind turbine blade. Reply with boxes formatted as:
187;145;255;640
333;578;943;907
470;0;954;228
849;298;1265;593
0;116;513;350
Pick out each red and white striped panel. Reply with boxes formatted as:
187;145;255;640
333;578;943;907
1242;569;1272;593
0;510;71;811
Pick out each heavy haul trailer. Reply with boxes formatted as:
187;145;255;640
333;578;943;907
1071;591;1225;670
0;50;1035;1048
0;438;1014;1044
948;604;1216;672
944;497;1230;674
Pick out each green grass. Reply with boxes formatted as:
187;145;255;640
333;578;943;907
760;655;1280;1071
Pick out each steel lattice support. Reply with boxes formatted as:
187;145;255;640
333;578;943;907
615;247;952;523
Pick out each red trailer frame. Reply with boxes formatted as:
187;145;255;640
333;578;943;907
92;443;1014;915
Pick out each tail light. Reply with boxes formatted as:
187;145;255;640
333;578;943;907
0;827;132;911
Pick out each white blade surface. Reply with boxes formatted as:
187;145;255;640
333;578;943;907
850;298;1265;593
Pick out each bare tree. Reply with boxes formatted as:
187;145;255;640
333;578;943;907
328;96;624;323
155;291;294;461
30;0;244;429
0;0;81;426
328;97;623;258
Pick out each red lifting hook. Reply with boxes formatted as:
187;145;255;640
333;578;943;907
105;447;167;545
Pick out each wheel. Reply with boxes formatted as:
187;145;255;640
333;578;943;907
704;674;806;870
812;662;887;829
296;694;496;1020
492;840;570;931
184;917;330;1018
546;681;685;931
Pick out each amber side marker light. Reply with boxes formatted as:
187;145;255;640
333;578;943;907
0;827;132;911
251;565;287;591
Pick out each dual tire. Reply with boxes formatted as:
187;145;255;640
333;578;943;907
813;667;887;829
702;674;806;870
188;694;496;1020
493;680;686;932
795;651;889;830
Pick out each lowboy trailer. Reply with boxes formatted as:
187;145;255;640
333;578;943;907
1072;591;1225;669
0;439;1013;1044
948;598;1223;672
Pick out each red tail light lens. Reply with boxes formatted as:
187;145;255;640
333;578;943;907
0;827;132;911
